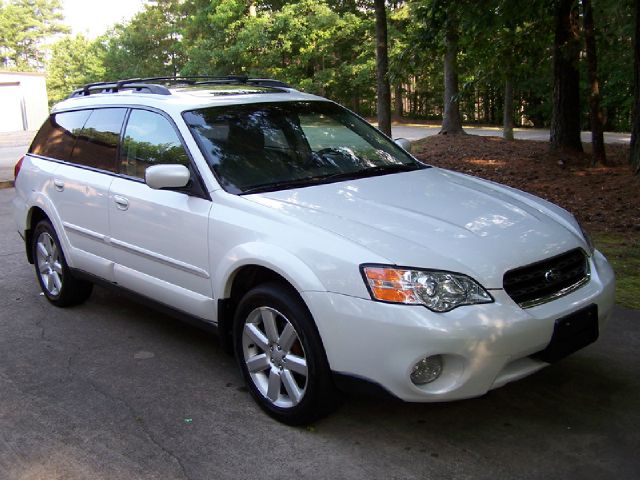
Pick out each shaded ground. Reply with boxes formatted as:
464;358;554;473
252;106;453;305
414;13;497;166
413;135;639;235
0;187;639;480
413;134;640;309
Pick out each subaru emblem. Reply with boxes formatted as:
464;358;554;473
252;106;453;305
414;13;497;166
545;269;560;283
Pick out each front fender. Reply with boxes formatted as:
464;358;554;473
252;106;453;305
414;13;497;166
213;242;327;300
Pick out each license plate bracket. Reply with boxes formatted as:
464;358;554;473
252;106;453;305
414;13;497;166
533;304;599;363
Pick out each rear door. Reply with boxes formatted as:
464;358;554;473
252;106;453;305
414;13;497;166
108;108;214;320
49;108;127;280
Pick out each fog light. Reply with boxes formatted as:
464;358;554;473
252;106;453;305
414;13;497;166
410;355;443;385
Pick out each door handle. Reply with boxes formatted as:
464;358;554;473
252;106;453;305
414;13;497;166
113;195;129;211
53;179;64;192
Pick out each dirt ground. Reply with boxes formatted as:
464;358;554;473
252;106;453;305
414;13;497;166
413;134;639;237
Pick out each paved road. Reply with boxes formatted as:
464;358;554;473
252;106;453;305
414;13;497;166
391;125;632;144
0;126;632;183
0;187;638;480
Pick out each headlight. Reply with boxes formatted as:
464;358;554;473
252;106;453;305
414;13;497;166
577;220;595;255
361;265;493;312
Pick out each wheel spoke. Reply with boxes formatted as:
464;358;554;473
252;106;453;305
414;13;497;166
278;323;297;352
246;353;270;373
38;262;49;274
266;369;281;402
52;261;63;275
285;354;307;377
45;235;55;255
51;272;62;292
261;309;279;343
281;370;302;404
244;323;269;352
37;242;48;259
44;274;53;292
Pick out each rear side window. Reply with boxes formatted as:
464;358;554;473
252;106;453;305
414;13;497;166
30;110;91;161
70;108;127;173
120;109;190;179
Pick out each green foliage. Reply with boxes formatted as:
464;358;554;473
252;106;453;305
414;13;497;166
593;233;640;310
181;0;375;112
102;0;187;79
46;34;105;104
593;0;634;132
0;0;69;70
9;0;629;131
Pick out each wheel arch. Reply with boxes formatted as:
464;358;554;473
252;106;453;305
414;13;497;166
25;205;51;264
23;193;71;266
214;243;327;353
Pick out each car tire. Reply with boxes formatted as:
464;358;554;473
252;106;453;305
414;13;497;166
32;219;93;307
233;282;339;425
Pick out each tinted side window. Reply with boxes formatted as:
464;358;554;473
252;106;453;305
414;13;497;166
70;108;127;173
30;110;91;161
120;109;190;179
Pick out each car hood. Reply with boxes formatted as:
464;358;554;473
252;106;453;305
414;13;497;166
245;167;587;288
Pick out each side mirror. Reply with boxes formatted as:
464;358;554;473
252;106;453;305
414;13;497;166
145;164;190;190
394;138;412;153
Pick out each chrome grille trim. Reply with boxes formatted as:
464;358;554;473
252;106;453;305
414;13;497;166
503;248;590;308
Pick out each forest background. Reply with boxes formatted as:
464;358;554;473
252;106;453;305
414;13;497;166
1;0;638;306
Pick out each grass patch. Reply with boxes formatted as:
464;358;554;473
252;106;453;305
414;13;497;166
593;233;640;310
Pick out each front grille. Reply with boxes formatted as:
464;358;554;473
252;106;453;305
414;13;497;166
503;248;589;308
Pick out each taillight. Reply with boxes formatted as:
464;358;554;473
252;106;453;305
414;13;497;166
14;156;24;180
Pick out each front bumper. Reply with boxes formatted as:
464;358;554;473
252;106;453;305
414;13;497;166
302;250;615;402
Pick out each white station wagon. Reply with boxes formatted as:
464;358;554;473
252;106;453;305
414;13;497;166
13;77;615;424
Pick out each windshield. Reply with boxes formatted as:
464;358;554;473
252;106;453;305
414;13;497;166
183;101;427;194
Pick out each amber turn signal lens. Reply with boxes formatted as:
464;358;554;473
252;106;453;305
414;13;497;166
363;267;419;304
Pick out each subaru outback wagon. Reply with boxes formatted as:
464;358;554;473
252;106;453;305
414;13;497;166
13;76;615;424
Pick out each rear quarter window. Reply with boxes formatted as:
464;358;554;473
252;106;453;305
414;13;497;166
70;108;127;173
30;110;91;161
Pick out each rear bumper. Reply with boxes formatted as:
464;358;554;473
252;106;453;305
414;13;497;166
303;250;615;402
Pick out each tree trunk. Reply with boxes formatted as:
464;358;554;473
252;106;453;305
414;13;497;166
631;0;640;174
374;0;392;136
490;87;497;124
440;18;464;135
583;0;606;164
248;1;257;17
550;0;583;152
393;83;403;120
503;76;514;140
482;87;491;124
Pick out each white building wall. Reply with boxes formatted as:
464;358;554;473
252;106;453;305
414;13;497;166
0;72;49;133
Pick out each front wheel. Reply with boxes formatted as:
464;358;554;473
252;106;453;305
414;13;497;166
32;219;93;307
233;283;339;425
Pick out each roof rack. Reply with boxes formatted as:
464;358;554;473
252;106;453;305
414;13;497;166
68;75;292;98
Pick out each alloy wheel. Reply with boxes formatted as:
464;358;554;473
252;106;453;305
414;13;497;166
35;232;63;296
241;306;308;408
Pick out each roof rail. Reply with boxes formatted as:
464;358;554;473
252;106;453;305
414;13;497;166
191;76;292;88
67;75;292;99
68;79;173;98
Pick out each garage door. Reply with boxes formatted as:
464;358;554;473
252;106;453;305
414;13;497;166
0;83;26;132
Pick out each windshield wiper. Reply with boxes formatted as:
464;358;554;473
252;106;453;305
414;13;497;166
240;163;426;195
240;177;328;194
357;163;425;177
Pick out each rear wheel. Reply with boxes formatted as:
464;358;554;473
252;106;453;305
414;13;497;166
32;220;93;307
233;282;339;425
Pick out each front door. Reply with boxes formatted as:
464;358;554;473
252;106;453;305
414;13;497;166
108;108;214;320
